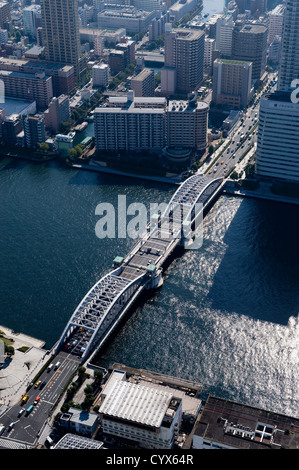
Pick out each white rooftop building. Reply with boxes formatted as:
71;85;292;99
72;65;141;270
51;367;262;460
99;370;182;449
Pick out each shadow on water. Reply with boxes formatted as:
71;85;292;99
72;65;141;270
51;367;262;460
206;196;299;325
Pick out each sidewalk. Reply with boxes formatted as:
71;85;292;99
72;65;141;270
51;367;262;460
0;325;50;407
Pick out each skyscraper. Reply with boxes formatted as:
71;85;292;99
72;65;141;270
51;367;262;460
232;23;268;80
41;0;84;78
161;24;204;95
277;0;299;92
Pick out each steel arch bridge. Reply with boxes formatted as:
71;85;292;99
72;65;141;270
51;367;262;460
54;174;223;361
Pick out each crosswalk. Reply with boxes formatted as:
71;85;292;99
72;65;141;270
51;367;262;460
0;437;28;449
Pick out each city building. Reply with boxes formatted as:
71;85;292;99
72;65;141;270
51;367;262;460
44;95;70;133
99;369;183;449
53;434;104;449
277;0;299;93
0;1;10;29
192;395;299;449
267;4;285;44
0;57;76;97
22;114;46;148
97;8;156;35
94;91;166;153
23;4;41;38
41;0;85;78
212;58;253;108
255;91;299;183
232;23;268;80
1;113;23;145
166;94;209;152
130;68;155;97
0;70;53;108
161;24;204;94
168;0;198;23
55;131;76;154
204;37;216;69
215;14;234;58
59;407;99;436
149;10;170;41
92;63;109;87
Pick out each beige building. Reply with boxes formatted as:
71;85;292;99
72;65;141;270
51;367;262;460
212;59;253;108
167;96;209;151
161;24;204;94
130;68;155;97
41;0;85;78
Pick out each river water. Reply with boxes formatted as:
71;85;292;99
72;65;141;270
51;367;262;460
0;0;298;419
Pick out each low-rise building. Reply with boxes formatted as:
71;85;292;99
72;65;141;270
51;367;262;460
192;395;299;449
59;408;99;437
99;369;183;449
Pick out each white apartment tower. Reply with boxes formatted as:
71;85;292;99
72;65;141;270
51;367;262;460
277;0;299;92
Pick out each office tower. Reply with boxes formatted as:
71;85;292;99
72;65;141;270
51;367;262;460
41;0;83;78
277;0;299;93
23;114;46;148
256;91;299;183
215;14;234;58
212;59;252;108
232;23;268;80
130;69;155;97
161;24;204;94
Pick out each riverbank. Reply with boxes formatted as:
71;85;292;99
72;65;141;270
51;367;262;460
224;180;299;206
68;159;183;185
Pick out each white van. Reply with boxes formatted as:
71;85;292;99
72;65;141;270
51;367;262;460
54;361;61;370
0;425;5;435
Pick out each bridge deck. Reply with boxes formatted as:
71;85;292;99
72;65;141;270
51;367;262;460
55;175;224;360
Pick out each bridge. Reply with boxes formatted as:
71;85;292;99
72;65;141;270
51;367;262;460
54;174;224;361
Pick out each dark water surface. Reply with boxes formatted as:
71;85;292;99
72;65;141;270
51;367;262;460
0;156;298;418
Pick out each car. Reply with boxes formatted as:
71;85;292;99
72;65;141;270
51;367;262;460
34;380;41;388
40;381;47;389
0;425;5;435
21;395;29;404
54;361;61;370
8;422;14;431
18;408;25;417
34;396;41;405
47;364;54;372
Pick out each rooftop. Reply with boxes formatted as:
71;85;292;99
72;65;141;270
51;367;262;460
194;396;299;449
100;371;174;428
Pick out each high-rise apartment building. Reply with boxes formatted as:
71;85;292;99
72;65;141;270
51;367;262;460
277;0;299;93
256;91;299;183
0;1;10;29
212;59;253;108
130;69;155;97
267;4;285;44
23;4;41;38
232;23;268;80
215;14;234;58
23;114;46;148
161;24;204;95
167;96;209;151
41;0;84;78
94;92;166;152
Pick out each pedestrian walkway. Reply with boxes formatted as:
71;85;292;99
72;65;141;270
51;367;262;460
0;325;50;407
